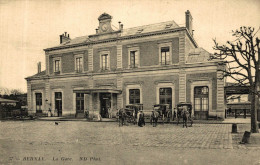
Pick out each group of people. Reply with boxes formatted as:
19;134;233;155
118;109;145;127
118;105;193;128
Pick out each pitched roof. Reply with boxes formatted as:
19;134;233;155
121;20;179;36
48;20;181;49
25;70;46;79
0;98;19;103
186;48;212;63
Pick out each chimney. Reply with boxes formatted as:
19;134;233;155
59;32;71;44
185;10;193;36
120;24;123;30
118;21;121;29
37;62;41;74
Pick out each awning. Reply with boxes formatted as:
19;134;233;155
73;88;122;94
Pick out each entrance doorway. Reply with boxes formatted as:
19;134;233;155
194;86;209;119
100;93;111;118
55;92;62;117
76;93;84;115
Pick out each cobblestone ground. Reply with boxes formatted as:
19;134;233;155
0;121;259;165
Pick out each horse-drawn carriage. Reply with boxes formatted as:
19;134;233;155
118;104;143;126
153;104;172;123
176;102;193;127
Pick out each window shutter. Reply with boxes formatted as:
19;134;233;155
107;54;110;70
135;51;139;67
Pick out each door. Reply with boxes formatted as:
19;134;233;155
76;93;84;115
35;93;42;113
100;93;111;118
194;86;209;120
55;92;62;117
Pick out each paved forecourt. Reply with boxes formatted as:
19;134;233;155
1;121;259;165
0;121;234;149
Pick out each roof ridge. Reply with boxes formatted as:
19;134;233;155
124;20;179;30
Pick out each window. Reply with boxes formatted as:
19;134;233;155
53;57;61;73
55;60;60;72
159;88;172;108
130;51;139;68
76;93;84;112
101;54;109;70
158;42;172;65
160;47;170;65
194;86;209;111
128;47;139;68
75;57;83;72
35;93;42;112
129;89;140;104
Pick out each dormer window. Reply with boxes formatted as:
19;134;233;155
165;24;173;29
136;29;143;34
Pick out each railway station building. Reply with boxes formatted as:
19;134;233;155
26;11;226;120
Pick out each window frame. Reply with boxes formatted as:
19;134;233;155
158;42;172;66
99;51;110;71
74;54;84;73
194;86;209;112
128;47;140;68
190;80;212;115
53;57;62;73
76;93;84;112
126;84;142;105
156;83;175;109
159;87;172;108
129;89;140;104
35;93;42;111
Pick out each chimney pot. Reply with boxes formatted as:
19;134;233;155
120;24;123;30
185;10;193;36
118;21;121;30
68;34;70;38
37;62;41;74
60;35;63;44
64;32;67;36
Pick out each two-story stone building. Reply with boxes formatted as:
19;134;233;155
26;11;225;119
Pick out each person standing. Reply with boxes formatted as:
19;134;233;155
108;108;112;118
138;110;145;127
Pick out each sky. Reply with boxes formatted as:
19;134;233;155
0;0;259;93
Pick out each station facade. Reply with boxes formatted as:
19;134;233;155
26;11;225;119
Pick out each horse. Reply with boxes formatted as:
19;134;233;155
150;110;159;127
178;109;193;128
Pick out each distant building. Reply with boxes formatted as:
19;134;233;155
0;98;18;106
25;11;225;119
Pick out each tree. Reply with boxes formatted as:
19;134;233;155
10;89;23;95
210;26;259;133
